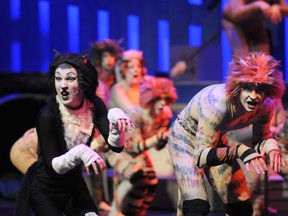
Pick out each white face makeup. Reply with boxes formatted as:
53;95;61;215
152;96;174;117
239;84;266;112
125;58;143;85
55;64;84;109
153;98;166;115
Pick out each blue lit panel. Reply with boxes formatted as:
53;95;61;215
38;1;50;72
188;25;202;47
187;0;202;6
221;30;232;82
11;41;21;73
97;10;109;41
68;5;80;53
221;0;231;82
285;19;288;81
158;20;170;73
10;0;21;20
127;15;139;50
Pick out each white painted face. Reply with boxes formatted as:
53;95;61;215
153;97;173;117
239;84;266;112
55;64;84;109
124;58;143;85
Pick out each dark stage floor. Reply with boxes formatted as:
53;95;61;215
1;199;288;216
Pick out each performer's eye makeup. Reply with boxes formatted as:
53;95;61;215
66;76;77;82
242;84;266;95
242;84;253;91
55;76;61;81
255;86;266;95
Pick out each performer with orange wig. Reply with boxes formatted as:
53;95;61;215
168;52;285;216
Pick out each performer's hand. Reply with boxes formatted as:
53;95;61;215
155;131;169;150
255;1;271;18
108;108;135;148
245;156;267;174
78;144;106;174
268;149;285;173
109;118;134;132
108;108;135;132
269;4;282;24
85;157;106;175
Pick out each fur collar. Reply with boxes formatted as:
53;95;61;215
56;96;94;150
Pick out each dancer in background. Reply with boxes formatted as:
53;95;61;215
109;50;146;113
14;51;134;216
90;38;124;90
89;39;124;213
170;0;288;79
10;128;38;175
222;0;288;55
106;77;178;216
168;52;285;216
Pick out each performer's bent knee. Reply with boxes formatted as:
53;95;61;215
224;199;253;216
183;199;210;216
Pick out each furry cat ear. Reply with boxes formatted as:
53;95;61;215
81;51;89;63
81;51;88;59
53;49;62;57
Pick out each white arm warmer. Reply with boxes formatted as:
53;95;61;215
236;144;261;163
264;139;280;153
254;138;280;155
107;127;126;148
52;143;101;174
107;108;130;148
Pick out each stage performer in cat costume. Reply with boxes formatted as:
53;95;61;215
14;51;134;216
105;77;178;216
168;51;285;216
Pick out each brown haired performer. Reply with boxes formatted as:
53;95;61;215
90;39;123;90
168;52;285;216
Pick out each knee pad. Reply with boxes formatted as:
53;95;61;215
183;199;210;216
224;199;253;216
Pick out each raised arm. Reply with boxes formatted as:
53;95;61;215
223;0;271;23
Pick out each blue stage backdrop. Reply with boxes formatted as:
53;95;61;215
0;0;286;81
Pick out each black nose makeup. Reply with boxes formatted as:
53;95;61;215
61;86;68;90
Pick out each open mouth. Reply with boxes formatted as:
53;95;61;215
61;91;69;100
247;101;258;106
247;100;258;109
